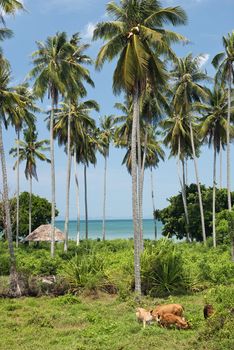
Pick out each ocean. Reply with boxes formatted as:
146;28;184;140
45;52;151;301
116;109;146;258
55;219;163;241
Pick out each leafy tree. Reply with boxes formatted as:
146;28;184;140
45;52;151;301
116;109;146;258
0;192;59;239
156;184;234;242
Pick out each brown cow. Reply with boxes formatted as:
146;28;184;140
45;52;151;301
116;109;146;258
151;303;184;320
156;312;190;330
203;304;214;319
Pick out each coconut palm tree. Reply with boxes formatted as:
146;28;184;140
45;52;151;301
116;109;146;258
212;32;234;213
198;86;233;247
8;83;37;247
0;57;24;295
93;0;187;295
171;53;209;244
0;0;24;40
54;99;99;248
98;115;115;241
162;111;193;242
10;128;50;236
29;31;82;257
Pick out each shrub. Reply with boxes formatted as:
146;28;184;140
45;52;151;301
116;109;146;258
141;239;192;297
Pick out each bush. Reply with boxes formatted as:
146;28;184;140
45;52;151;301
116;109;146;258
141;239;193;297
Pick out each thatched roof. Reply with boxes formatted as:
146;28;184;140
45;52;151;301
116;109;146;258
24;224;65;242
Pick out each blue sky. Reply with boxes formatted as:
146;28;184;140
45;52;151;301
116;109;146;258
2;0;234;220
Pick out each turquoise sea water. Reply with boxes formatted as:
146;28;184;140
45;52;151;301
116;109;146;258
55;219;163;241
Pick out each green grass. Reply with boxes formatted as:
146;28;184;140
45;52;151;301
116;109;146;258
0;290;232;350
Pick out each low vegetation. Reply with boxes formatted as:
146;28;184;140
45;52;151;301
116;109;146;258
0;239;233;349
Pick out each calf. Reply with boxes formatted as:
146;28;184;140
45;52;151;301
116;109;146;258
136;307;153;328
151;303;184;320
156;312;190;330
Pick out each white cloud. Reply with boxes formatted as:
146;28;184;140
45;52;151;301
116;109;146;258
82;22;96;40
197;53;210;67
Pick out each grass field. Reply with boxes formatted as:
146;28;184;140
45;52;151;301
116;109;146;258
0;290;233;350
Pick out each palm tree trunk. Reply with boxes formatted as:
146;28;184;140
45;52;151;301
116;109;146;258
102;155;107;241
189;121;206;243
177;138;190;242
64;108;71;252
220;141;222;189
29;176;32;235
212;144;217;248
16;129;20;247
50;96;56;257
150;167;157;240
74;151;80;246
139;131;148;251
137;107;142;252
84;164;88;240
227;73;232;211
0;121;21;296
132;86;141;296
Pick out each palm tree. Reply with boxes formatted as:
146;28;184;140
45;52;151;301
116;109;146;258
0;57;24;295
198;86;232;247
171;53;209;244
0;0;24;40
98;115;115;241
162;111;193;241
29;31;81;257
54;99;99;248
8;83;37;247
10;128;50;235
212;32;234;214
93;0;187;295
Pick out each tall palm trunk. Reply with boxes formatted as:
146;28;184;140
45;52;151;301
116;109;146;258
150;167;157;240
227;72;232;211
84;164;88;240
0;121;21;296
29;175;32;235
177;138;190;242
219;141;222;189
137;110;143;252
132;86;141;295
212;144;217;247
16;129;20;247
64;108;71;252
189;121;206;243
50;96;56;257
139;131;148;250
102;154;107;241
74;151;80;246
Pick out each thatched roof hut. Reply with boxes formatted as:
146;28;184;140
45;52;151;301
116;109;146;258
24;224;65;242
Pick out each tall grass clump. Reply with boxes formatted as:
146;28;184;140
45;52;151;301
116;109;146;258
141;239;194;297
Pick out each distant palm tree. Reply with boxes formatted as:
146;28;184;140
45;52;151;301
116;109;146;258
198;86;232;247
94;0;187;295
0;57;24;296
29;32;80;257
212;31;234;213
54;99;99;247
9;83;37;247
162;112;193;242
171;54;209;244
10;128;50;235
98;115;115;241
